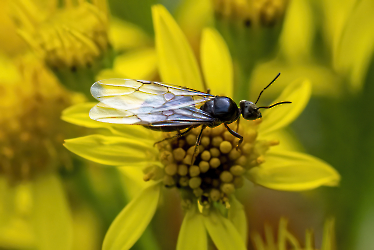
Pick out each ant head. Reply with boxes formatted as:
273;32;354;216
240;73;292;120
240;101;262;120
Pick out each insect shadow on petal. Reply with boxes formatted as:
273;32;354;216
89;73;291;164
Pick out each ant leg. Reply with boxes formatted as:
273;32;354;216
224;124;243;150
153;127;193;146
191;125;206;165
236;116;240;132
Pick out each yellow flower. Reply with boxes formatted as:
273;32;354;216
251;218;336;250
63;5;339;249
251;0;374;97
328;0;374;93
212;0;289;27
0;54;84;250
249;0;338;98
11;0;109;70
0;55;84;182
0;1;27;56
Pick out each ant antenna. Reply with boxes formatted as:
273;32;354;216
258;101;292;109
255;73;281;104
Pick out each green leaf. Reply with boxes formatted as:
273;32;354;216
201;28;233;97
152;4;203;90
64;134;157;166
203;209;246;250
103;182;161;250
32;174;73;250
177;206;207;250
248;150;340;191
258;79;311;138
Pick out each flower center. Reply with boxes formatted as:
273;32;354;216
0;57;84;184
155;120;279;206
212;0;289;27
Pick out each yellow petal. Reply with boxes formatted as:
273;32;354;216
62;103;154;139
250;233;266;250
64;135;156;166
278;218;301;249
109;18;151;52
177;206;207;250
201;28;233;96
228;196;247;244
103;182;161;250
305;229;314;250
203;209;247;250
62;102;107;128
0;218;35;249
119;167;153;199
279;0;314;62
321;218;336;250
0;178;35;249
248;150;340;191
333;0;374;92
0;54;21;83
319;0;356;54
258;79;311;138
175;0;213;50
96;69;126;79
71;204;101;250
32;174;73;250
250;59;339;98
0;176;14;218
263;130;304;152
152;5;203;90
113;48;157;80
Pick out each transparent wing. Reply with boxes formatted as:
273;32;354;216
89;79;215;126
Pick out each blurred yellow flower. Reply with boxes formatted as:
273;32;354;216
0;1;27;56
251;0;374;97
212;0;289;27
11;0;109;69
251;218;336;250
0;54;85;250
63;5;339;249
328;0;374;92
0;56;84;182
249;0;340;98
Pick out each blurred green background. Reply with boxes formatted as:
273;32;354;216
1;0;374;249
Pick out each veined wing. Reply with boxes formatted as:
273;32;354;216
90;79;214;113
89;79;215;125
90;103;214;125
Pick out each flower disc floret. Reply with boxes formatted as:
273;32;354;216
152;120;278;206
